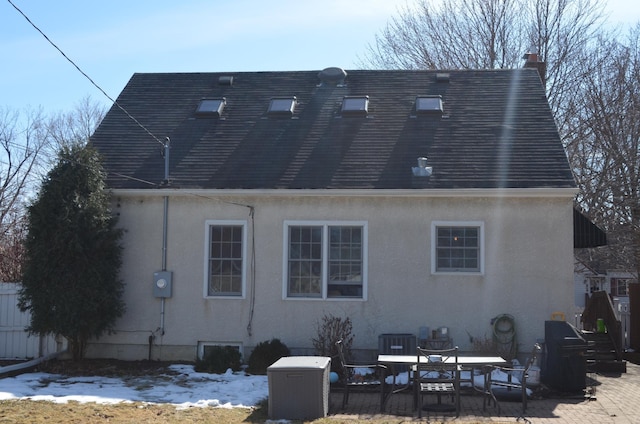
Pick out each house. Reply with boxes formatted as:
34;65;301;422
88;65;578;362
573;222;635;318
573;246;637;351
574;266;636;309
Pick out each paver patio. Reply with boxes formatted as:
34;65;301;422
328;362;640;423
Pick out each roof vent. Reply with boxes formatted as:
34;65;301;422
218;76;234;86
436;73;450;83
318;67;347;86
412;157;432;177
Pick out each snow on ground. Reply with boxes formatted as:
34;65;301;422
0;364;530;408
0;364;268;409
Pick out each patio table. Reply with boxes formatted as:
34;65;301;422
377;354;507;413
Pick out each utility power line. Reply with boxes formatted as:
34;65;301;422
6;0;166;147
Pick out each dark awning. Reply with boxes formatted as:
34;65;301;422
574;208;607;248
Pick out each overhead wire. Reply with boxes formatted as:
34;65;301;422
6;0;166;148
7;2;261;335
5;0;165;187
3;137;160;187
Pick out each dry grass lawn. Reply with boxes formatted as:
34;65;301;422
0;399;481;423
0;400;269;423
0;359;504;423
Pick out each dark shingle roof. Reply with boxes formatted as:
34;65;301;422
90;68;575;190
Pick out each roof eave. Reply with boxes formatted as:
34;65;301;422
109;187;579;199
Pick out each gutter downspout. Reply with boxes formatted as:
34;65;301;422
160;137;170;337
0;351;66;378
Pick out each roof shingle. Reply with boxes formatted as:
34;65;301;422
90;68;575;190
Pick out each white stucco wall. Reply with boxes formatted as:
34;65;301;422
87;189;576;361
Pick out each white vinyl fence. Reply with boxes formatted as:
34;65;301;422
0;282;60;359
615;298;632;349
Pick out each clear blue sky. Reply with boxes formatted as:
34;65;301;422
2;0;639;114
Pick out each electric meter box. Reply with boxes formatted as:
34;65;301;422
153;271;173;298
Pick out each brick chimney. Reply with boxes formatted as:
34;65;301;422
523;52;547;86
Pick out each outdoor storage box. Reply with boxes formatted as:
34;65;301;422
267;356;331;420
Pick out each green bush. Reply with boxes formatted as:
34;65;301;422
195;345;242;374
246;339;290;375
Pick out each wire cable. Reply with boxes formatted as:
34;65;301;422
6;0;166;147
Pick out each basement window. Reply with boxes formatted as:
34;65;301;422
415;96;443;114
268;97;297;117
341;96;369;116
198;342;243;360
196;98;226;117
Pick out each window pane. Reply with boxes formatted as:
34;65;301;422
288;226;322;297
287;224;364;299
328;226;363;297
342;96;369;112
208;225;243;296
435;226;480;272
416;96;443;112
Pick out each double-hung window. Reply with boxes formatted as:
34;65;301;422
432;221;484;274
284;221;366;299
204;220;246;297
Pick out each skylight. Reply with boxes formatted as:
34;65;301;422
196;98;226;116
341;96;369;116
268;97;297;117
415;96;443;114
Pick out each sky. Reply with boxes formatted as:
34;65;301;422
1;0;640;115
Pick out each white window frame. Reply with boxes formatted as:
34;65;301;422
282;220;368;300
203;220;247;298
431;221;484;275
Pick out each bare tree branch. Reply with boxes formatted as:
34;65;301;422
0;97;106;281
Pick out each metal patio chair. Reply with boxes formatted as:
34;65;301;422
414;346;461;418
483;343;542;415
335;339;387;410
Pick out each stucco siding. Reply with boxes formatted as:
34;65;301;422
92;191;575;361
